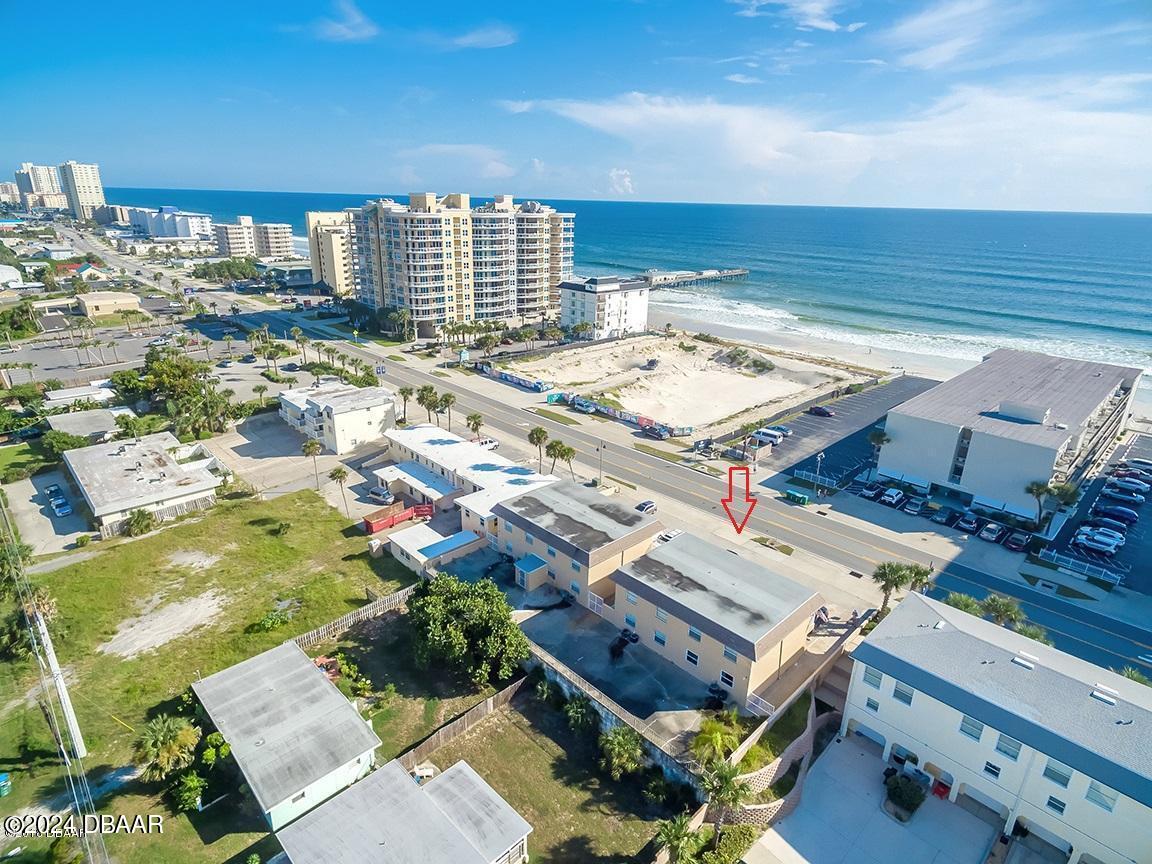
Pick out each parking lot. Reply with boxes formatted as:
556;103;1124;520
6;468;91;554
760;375;939;483
1050;433;1151;593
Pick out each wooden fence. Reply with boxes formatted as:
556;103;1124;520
292;584;417;649
397;677;527;771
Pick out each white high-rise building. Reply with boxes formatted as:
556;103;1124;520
559;275;649;340
128;206;213;240
57;161;106;219
0;181;21;204
213;215;293;259
353;193;575;337
14;162;65;209
305;210;358;297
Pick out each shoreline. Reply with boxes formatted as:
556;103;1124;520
650;305;1152;421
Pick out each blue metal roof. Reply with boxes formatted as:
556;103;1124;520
418;531;479;559
516;553;548;573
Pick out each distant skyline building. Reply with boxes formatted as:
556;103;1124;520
0;181;19;204
14;162;66;210
57;161;105;219
352;193;574;337
128;205;213;240
305;210;358;297
559;275;649;340
213;214;293;259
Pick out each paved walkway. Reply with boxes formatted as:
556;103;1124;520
746;737;997;864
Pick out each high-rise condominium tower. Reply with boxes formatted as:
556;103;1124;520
353;193;574;338
305;210;359;297
57;161;106;219
213;215;294;258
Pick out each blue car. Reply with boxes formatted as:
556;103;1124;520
1093;505;1139;525
51;500;73;517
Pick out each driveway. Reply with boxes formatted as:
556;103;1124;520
747;737;998;864
7;470;91;555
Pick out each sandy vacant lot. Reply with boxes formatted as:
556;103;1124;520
511;335;863;432
98;588;224;659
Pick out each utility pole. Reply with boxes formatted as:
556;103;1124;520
815;451;825;497
597;440;605;487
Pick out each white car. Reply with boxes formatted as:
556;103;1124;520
1075;527;1125;547
167;301;183;308
879;488;906;507
145;293;164;299
474;437;500;451
1108;477;1150;494
147;337;171;347
1073;535;1118;555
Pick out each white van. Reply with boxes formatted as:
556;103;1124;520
751;427;784;445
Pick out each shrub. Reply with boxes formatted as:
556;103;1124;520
273;521;292;536
643;772;671;807
885;774;926;814
693;332;722;344
246;856;261;864
699;824;759;864
170;771;208;813
749;358;775;373
246;608;292;633
124;508;157;537
534;678;554;704
74;534;91;548
2;466;34;484
564;694;599;734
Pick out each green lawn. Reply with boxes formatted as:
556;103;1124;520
0;439;54;480
247;294;281;306
739;691;812;773
429;697;668;864
633;442;685;463
0;491;416;863
528;408;580;426
329;323;404;346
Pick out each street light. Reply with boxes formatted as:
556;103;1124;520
597;440;606;487
815;451;825;497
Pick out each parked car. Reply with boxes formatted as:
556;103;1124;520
1072;535;1118;556
240;354;258;363
931;507;960;526
475;437;500;451
43;484;65;504
279;297;296;305
1124;457;1152;470
1100;487;1145;505
1083;517;1128;535
956;513;981;533
643;426;671;441
51;500;73;518
766;425;793;438
216;359;234;368
1003;532;1030;552
879;488;906;507
367;486;396;505
1107;477;1150;493
167;301;183;308
499;337;514;345
978;523;1006;543
1110;468;1151;481
656;529;683;543
636;500;658;515
1076;527;1125;547
858;484;883;500
808;405;835;417
281;363;300;373
146;337;171;347
135;270;144;276
145;293;163;299
902;496;927;516
750;427;784;445
1092;505;1139;525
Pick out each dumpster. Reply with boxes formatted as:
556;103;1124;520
785;490;810;505
0;772;11;797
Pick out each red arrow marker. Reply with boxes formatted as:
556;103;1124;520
721;466;758;534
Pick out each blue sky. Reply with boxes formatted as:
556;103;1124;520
2;0;1150;211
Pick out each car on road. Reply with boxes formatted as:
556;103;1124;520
879;488;906;507
1100;487;1145;505
1083;517;1128;535
1072;535;1118;556
146;293;163;299
636;500;658;515
147;337;171;347
902;496;927;516
931;507;961;526
1092;505;1139;525
808;405;835;417
280;297;296;305
1003;531;1030;552
216;359;234;368
51;500;73;518
281;363;300;373
956;513;981;533
766;425;793;437
1108;477;1150;493
978;523;1006;543
135;270;144;276
644;426;671;441
167;301;183;308
858;484;883;500
1076;527;1125;547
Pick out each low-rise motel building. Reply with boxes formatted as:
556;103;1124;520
842;593;1152;864
490;482;823;709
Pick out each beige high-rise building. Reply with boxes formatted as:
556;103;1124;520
213;215;293;258
14;162;64;209
306;210;358;297
353;193;574;337
58;161;106;219
0;182;19;204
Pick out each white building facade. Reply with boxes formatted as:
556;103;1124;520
278;382;396;455
559;275;649;340
57;161;105;219
305;210;358;296
214;215;293;258
843;594;1152;864
127;205;213;239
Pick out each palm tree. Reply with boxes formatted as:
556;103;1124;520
980;594;1024;627
223;334;234;357
398;386;413;422
119;309;135;334
1049;482;1079;508
867;429;891;461
134;715;201;782
691;716;740;766
905;562;934;594
700;761;751;851
560;443;577;481
302;439;323;490
543;326;564;345
298;334;311;363
253;384;268;407
1015;623;1053;646
871;561;910;617
1025;480;1051;527
290;326;303;356
546;439;566;474
529;426;548;472
328;465;351;517
944;592;983;615
599;725;645;780
439;392;457;431
465;412;483;438
563;694;598;733
478;334;498;356
417;385;437;423
655;814;702;864
1120;667;1151;686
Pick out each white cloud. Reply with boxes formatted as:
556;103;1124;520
396;144;515;180
531;81;1152;211
845;22;866;32
608;168;635;195
725;73;764;85
729;0;849;32
845;58;887;66
497;99;535;114
882;0;1023;69
448;25;518;50
313;0;379;42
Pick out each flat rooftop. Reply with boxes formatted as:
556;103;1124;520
192;642;381;812
46;407;131;438
276;759;530;864
279;382;393;414
78;290;137;303
855;593;1152;806
375;460;459;501
62;432;222;518
492;481;662;560
889;349;1142;447
614;533;822;660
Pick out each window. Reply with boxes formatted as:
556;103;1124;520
547;546;556;558
505;542;513;553
720;671;734;688
571;560;581;572
865;698;879;712
1046;796;1066;815
1043;758;1072;788
624;613;636;628
569;581;580;596
654;630;667;647
547;569;556;580
723;646;738;663
525;532;534;545
626;591;638;605
1086;781;1117;812
688;626;702;642
995;734;1022;761
959;715;984;741
291;791;306;803
863;666;883;689
983;762;1001;779
893;683;914;705
686;650;699;666
655;607;669;622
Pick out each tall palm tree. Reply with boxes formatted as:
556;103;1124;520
223;334;234;357
253;384;268;407
980;594;1024;627
290;326;303;356
944;592;983;615
904;563;934;594
529;426;549;472
134;715;201;782
867;429;891;462
1025;480;1051;528
119;309;135;334
560;444;577;481
298;334;311;363
398;386;413;422
328;465;351;517
701;761;751;851
439;392;457;431
1014;623;1053;646
302;439;323;490
691;716;740;766
417;385;437;423
655;814;701;864
466;412;483;438
871;561;910;617
546;439;566;474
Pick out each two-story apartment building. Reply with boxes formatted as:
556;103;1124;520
842;594;1152;864
278;382;396;455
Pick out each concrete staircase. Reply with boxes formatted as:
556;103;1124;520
814;652;853;711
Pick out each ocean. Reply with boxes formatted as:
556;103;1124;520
108;187;1152;373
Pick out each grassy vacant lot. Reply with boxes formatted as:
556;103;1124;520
429;698;666;864
0;490;414;864
0;439;52;478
